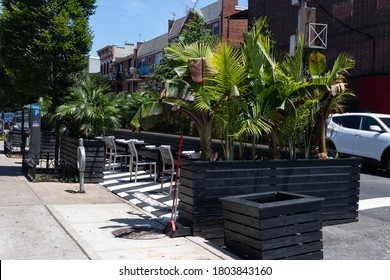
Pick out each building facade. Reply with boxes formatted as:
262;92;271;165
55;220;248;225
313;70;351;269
96;43;135;80
88;56;100;74
97;0;248;93
169;0;247;47
248;0;390;113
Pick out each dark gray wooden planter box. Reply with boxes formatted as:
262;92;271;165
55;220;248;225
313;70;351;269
220;191;324;260
23;130;58;180
60;136;105;183
178;158;361;245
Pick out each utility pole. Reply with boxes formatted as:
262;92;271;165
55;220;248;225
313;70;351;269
291;0;327;52
296;0;316;45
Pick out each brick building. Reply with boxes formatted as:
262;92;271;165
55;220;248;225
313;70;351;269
169;0;247;47
247;0;390;113
110;34;168;93
104;0;248;93
96;43;135;81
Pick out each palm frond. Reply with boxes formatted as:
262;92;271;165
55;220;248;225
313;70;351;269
327;52;356;84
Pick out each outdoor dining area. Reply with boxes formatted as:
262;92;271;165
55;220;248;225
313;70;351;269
101;135;200;196
93;133;201;225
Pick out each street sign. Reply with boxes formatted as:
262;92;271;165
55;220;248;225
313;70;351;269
29;103;42;164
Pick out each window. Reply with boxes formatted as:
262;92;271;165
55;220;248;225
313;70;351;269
332;115;361;129
333;0;353;20
361;117;381;131
379;118;390;129
138;58;145;67
377;0;390;9
212;22;219;36
154;52;163;65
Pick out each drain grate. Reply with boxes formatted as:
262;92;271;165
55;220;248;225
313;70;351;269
112;226;166;240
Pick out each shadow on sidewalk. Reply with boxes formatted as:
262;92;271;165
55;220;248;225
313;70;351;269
0;165;23;177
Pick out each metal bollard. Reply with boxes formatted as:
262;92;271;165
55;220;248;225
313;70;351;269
77;138;86;193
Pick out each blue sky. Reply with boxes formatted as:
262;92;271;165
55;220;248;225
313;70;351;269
88;0;248;56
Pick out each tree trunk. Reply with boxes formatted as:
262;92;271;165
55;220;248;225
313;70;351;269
318;113;328;158
269;128;281;159
197;121;214;161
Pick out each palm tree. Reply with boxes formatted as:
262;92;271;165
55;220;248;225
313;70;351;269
308;51;355;157
241;18;311;159
56;74;120;138
132;41;247;160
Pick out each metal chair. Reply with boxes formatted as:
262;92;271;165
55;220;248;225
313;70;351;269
103;136;130;170
159;145;177;195
128;142;156;182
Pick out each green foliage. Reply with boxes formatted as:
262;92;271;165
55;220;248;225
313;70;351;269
309;51;327;79
133;40;248;160
0;132;7;141
153;55;177;83
0;0;96;110
56;73;120;138
116;82;161;129
308;50;356;156
181;11;214;45
132;17;355;161
153;10;215;84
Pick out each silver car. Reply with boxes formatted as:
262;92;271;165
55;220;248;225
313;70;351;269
327;112;390;174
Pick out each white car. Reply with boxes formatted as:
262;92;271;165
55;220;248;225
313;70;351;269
327;112;390;174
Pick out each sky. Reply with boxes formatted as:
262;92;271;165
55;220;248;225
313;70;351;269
88;0;248;57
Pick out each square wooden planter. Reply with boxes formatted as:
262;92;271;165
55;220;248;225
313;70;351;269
178;158;360;245
220;191;324;260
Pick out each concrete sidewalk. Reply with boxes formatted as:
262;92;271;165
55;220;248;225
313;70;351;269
0;141;235;260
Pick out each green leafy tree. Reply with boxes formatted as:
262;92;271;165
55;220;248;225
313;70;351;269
0;0;96;105
153;54;177;83
0;64;19;112
181;10;214;45
0;0;96;164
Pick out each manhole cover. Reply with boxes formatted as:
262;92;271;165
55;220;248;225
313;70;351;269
112;226;166;240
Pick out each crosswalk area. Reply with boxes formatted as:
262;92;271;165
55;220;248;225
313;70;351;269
100;169;175;222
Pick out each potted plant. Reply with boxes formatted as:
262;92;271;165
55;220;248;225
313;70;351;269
56;72;121;183
132;40;248;161
130;18;360;244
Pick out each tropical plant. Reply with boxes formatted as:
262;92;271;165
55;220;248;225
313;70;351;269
117;83;160;129
154;9;215;84
153;54;177;83
308;51;355;158
132;41;247;160
56;74;120;138
213;100;243;160
241;18;311;159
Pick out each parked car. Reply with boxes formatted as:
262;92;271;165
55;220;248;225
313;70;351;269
1;112;14;130
327;112;390;173
10;110;29;133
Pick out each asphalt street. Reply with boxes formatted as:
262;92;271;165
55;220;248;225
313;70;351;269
322;167;390;259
